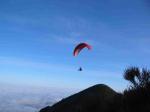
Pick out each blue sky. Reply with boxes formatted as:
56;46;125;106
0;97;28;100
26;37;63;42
0;0;150;91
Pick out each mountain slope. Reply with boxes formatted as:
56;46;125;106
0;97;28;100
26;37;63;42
39;84;122;112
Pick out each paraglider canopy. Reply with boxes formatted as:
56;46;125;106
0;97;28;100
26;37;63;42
73;42;92;56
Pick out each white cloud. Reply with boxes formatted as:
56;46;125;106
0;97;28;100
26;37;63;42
0;56;74;71
0;84;75;112
0;56;126;91
0;56;121;78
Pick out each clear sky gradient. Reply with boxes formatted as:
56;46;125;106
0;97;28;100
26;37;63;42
0;0;150;91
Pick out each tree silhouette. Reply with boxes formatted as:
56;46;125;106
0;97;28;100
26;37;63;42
124;67;150;89
124;67;140;88
140;69;150;88
123;67;150;112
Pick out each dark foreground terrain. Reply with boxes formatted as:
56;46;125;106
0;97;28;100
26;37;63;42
39;84;150;112
39;84;122;112
39;67;150;112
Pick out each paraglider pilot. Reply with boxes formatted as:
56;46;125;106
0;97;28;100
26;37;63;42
78;67;82;71
73;42;92;72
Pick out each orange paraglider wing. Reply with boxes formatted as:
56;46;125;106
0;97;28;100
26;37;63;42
73;43;92;56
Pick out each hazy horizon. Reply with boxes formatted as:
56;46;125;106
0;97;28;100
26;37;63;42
0;1;150;111
0;82;79;112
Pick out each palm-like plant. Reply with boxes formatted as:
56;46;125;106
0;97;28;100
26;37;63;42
124;67;140;87
124;67;150;89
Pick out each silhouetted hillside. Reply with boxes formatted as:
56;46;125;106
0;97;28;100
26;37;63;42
39;84;122;112
39;67;150;112
123;86;150;112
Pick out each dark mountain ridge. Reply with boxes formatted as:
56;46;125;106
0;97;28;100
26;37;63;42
40;84;122;112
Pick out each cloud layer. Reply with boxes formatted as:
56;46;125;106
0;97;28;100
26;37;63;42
0;84;75;112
